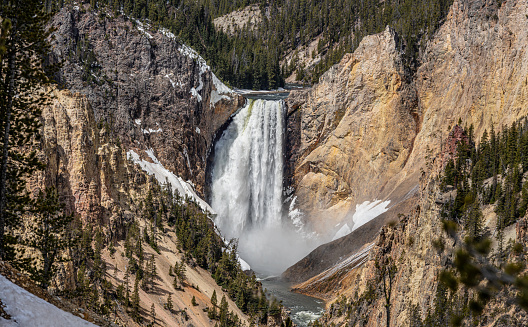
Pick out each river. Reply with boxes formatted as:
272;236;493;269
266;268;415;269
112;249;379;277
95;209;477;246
259;276;325;326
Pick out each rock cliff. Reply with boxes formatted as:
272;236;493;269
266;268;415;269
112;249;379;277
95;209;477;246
286;0;528;249
48;7;244;196
286;0;528;323
17;6;253;325
285;26;419;234
33;88;144;228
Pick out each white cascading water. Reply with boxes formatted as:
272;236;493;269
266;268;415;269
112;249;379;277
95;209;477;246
211;99;310;274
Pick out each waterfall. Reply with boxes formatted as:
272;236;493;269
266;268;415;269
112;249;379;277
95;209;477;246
211;99;293;273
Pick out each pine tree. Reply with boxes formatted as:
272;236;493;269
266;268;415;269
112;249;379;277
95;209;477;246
124;267;130;307
93;228;106;282
375;256;397;327
209;289;218;319
219;295;228;325
166;293;173;312
0;0;55;260
150;303;156;325
24;187;72;289
149;254;156;290
173;273;179;290
131;277;140;322
192;295;198;306
175;260;186;286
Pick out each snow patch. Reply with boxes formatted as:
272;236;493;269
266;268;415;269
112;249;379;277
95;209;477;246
210;73;234;106
159;28;175;39
0;274;96;327
178;44;210;74
238;257;251;271
212;73;232;93
127;149;213;213
332;200;391;241
183;148;193;176
190;87;202;102
288;196;305;232
135;20;153;39
142;128;162;134
210;90;230;106
195;127;201;134
164;74;177;88
134;118;141;125
177;42;236;105
332;224;351;240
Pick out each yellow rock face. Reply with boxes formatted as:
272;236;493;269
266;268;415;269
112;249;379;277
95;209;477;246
36;89;137;226
290;0;528;324
290;0;528;237
289;27;418;232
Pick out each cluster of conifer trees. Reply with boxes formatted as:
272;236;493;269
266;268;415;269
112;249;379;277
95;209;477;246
313;120;528;326
43;0;457;89
441;119;528;249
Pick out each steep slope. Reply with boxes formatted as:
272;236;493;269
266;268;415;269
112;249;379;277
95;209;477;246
286;0;528;249
286;0;528;324
0;274;96;326
9;5;270;326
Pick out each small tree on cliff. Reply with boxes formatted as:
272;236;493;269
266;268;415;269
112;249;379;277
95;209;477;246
376;256;397;327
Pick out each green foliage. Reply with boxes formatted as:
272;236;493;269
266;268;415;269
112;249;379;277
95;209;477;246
48;0;455;89
131;277;141;322
21;188;72;289
0;0;55;259
165;293;173;311
436;120;528;323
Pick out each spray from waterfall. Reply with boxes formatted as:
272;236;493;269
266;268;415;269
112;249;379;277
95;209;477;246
211;99;315;274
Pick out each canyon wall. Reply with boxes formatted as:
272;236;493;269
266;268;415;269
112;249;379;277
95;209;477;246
287;0;528;324
48;8;243;196
287;0;528;237
285;26;419;234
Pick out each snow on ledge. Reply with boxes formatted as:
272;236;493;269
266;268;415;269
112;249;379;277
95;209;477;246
0;274;96;327
210;73;234;106
127;149;214;214
177;44;234;105
238;257;251;271
332;200;391;241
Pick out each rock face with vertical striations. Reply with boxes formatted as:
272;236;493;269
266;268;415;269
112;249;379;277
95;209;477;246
47;7;244;197
286;0;528;236
285;26;419;233
34;89;146;229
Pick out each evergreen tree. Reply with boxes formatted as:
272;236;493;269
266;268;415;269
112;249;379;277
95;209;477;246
131;277;140;322
93;228;106;282
124;267;130;307
150;303;156;325
166;293;173;312
24;187;72;289
0;0;55;259
219;295;228;326
209;289;218;319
